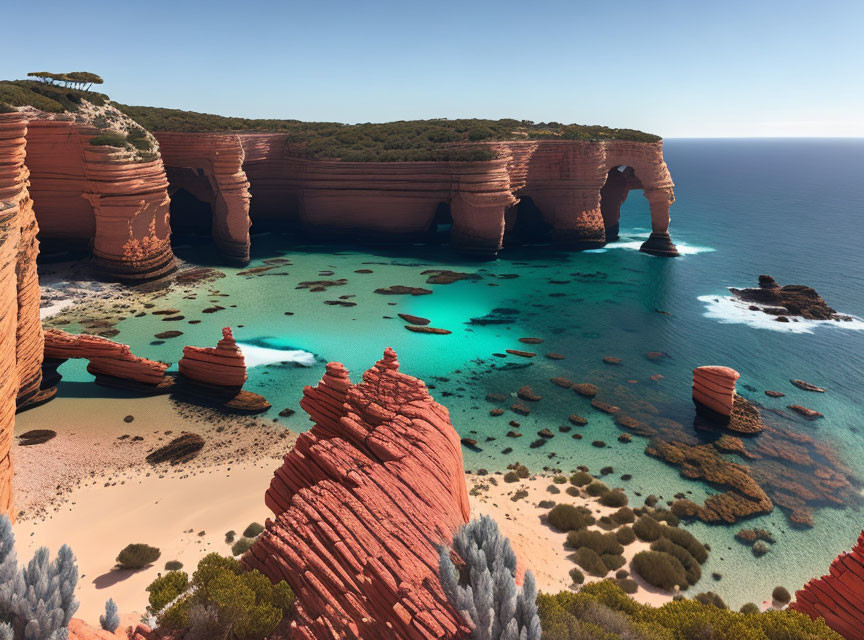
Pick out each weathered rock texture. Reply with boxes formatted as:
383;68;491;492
22;117;174;280
42;328;171;393
692;365;763;434
176;327;267;412
731;275;847;321
243;348;472;640
792;530;864;639
156;133;678;259
156;132;251;263
0;113;44;518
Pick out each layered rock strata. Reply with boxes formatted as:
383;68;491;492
156;134;678;259
243;348;472;640
23;117;174;281
42;329;171;393
176;327;267;412
0;113;38;518
792;531;864;639
692;365;763;434
156;132;251;263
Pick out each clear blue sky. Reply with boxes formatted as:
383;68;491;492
3;0;862;137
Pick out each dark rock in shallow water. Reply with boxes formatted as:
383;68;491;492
506;349;536;358
545;352;566;360
154;331;183;339
404;325;451;335
603;356;622;365
591;399;620;414
569;414;588;426
573;383;598;397
422;269;482;284
511;403;531;416
730;275;845;320
469;308;519;325
788;405;824;419
517;385;542;401
550;377;574;388
537;428;554;439
765;390;785;398
790;379;825;392
374;285;432;296
397;313;431;326
519;337;544;344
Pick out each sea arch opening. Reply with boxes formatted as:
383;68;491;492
504;195;552;246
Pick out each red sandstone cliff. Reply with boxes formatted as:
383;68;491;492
243;348;472;640
156;132;251;264
0;113;45;519
23;116;174;281
792;531;864;639
155;133;677;259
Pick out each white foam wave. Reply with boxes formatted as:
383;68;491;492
603;231;715;255
698;295;864;334
238;343;317;367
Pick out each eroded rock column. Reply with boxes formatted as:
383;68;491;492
639;187;678;256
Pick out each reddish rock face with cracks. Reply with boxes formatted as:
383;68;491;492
791;530;864;640
178;326;247;388
243;348;472;640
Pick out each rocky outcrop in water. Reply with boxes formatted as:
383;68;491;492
692;366;764;434
791;530;864;639
156;134;678;259
242;348;472;640
730;275;847;321
176;327;268;412
42;329;171;393
23;116;174;281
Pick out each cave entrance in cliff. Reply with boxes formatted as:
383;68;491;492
169;187;214;244
429;202;453;243
600;166;641;242
506;196;552;245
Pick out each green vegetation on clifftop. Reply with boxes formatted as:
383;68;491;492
117;104;661;162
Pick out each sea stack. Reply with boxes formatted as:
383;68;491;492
692;366;763;434
176;327;269;413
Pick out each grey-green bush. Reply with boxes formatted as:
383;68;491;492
100;598;120;632
0;514;79;640
439;516;541;639
547;504;594;532
631;550;688;591
116;543;161;569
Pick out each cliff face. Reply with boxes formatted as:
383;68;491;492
792;531;864;639
243;349;472;640
22;115;174;281
0;113;44;519
156;132;251;264
156;133;678;260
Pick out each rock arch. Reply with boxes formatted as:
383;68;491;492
156;132;252;265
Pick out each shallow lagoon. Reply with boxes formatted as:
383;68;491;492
45;139;864;607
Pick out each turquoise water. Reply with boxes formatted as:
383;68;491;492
49;139;864;606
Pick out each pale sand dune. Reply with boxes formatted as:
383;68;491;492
467;473;676;607
13;461;277;624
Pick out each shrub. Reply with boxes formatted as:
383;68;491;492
89;132;129;147
670;499;699;519
165;560;184;571
565;486;580;497
569;471;593;486
617;578;639;594
611;507;635;525
439;516;541;639
116;543;161;569
566;530;623;556
650;538;701;586
740;602;760;614
596;516;617;531
569;567;585;585
242;523;265;538
553;475;567;484
537;500;556;509
585;481;610;497
694;591;727;609
225;530;236;544
153;553;294;640
662;525;708;564
633;515;663;541
231;537;255;557
570;547;608;577
547;485;560;494
615;526;636;546
615;569;629;580
0;515;79;640
773;586;791;603
631;551;688;591
503;471;520;483
100;598;120;632
599;490;628;508
548;504;594;532
601;553;626;571
147;570;190;613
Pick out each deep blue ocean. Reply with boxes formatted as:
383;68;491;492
47;139;864;606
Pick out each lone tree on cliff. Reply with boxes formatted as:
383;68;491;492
26;71;103;91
